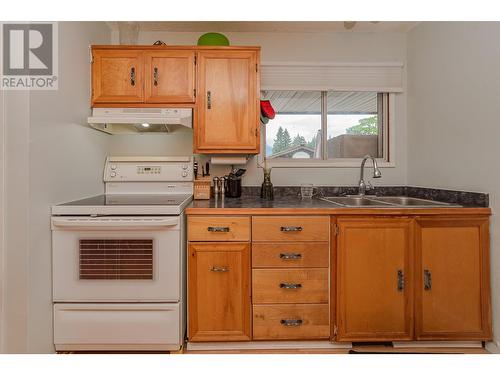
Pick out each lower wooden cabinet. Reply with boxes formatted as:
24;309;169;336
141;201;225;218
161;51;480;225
188;242;251;341
336;218;414;341
415;217;492;340
186;213;492;345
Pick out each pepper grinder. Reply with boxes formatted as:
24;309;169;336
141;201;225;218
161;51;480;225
220;176;226;196
213;177;220;196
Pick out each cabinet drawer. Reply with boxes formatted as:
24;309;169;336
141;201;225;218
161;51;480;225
253;304;329;340
252;216;329;242
188;216;250;242
252;242;329;268
252;269;328;304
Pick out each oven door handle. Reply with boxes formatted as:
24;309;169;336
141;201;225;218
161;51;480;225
51;216;179;230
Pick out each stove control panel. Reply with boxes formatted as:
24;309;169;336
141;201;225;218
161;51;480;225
103;157;193;182
137;166;161;175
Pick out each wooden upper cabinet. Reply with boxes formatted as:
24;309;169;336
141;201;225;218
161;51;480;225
144;50;195;103
188;242;251;342
336;217;413;342
92;49;144;104
415;217;492;340
196;50;260;154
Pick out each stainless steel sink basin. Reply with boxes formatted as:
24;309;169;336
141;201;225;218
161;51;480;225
368;196;460;207
319;195;461;208
320;196;394;207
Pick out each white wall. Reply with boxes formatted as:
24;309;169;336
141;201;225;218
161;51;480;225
111;30;408;187
2;90;30;353
0;86;4;352
407;22;500;352
1;21;111;353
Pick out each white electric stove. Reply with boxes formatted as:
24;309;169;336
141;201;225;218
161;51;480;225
51;156;193;352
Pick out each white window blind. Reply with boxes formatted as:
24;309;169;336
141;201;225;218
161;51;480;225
261;62;404;92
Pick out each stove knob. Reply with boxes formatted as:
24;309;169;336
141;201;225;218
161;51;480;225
182;171;188;177
182;164;188;170
110;171;117;178
110;164;117;170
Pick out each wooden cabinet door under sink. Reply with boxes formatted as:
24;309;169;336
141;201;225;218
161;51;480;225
336;217;414;341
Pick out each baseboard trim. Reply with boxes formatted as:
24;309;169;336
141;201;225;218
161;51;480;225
393;341;483;348
186;341;352;351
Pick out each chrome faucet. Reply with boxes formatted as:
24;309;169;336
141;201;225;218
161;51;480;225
358;155;382;196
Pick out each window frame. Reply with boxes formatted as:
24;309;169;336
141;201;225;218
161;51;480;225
258;92;396;168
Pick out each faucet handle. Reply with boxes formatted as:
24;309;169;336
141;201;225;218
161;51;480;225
366;181;374;191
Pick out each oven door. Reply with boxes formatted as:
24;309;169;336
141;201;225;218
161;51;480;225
52;216;181;302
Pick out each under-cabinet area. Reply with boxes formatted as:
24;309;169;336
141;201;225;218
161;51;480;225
186;212;492;345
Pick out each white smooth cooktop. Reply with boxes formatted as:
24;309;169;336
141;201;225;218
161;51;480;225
51;194;193;216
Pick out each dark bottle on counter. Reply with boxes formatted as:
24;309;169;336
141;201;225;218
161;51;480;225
260;167;274;200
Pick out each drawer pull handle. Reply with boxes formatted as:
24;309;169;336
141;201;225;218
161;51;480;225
424;269;432;290
153;67;159;86
207;226;230;232
280;319;303;327
130;67;136;86
280;283;302;289
207;91;212;109
280;226;303;232
211;266;229;272
397;270;404;291
279;253;302;260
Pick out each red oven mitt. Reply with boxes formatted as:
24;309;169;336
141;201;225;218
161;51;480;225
260;100;276;119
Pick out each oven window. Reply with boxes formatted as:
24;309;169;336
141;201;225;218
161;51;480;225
79;239;153;280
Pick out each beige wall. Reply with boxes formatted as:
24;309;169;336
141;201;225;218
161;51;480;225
0;86;4;352
2;90;30;353
110;30;408;187
1;21;111;353
407;22;500;352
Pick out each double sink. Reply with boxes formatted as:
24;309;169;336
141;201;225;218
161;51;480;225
319;195;461;208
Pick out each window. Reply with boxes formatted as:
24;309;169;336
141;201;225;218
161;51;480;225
261;90;390;166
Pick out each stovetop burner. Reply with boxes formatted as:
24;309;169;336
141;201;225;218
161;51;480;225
59;194;192;207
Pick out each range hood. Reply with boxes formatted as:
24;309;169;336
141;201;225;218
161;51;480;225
87;108;193;134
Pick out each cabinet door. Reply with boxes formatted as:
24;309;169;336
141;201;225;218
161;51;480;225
415;217;491;340
144;51;195;103
188;242;251;341
336;218;413;341
196;50;260;154
92;50;143;104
